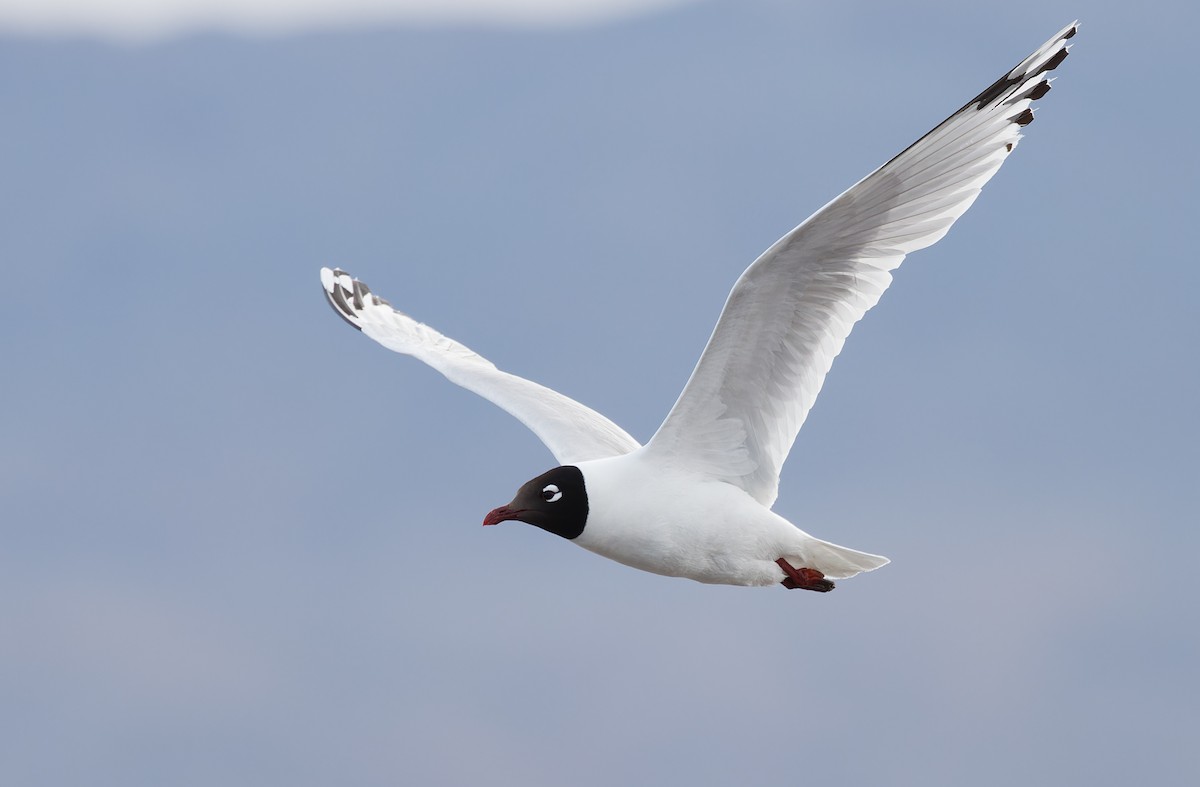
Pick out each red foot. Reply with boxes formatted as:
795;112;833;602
776;558;835;592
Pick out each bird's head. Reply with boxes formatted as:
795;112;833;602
483;465;589;540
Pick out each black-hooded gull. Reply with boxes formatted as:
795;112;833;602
321;22;1077;592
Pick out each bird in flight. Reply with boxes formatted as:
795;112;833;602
322;22;1077;592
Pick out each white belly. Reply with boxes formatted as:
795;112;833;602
572;455;806;586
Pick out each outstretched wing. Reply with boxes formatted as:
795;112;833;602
645;22;1078;506
321;267;640;464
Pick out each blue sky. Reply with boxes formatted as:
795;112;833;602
2;1;1197;785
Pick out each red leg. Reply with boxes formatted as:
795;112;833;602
776;558;835;592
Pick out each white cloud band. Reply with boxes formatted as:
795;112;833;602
0;0;696;41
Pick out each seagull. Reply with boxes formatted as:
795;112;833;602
321;22;1077;592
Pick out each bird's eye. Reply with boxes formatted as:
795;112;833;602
541;484;562;502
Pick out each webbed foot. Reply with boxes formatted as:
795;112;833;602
776;558;835;592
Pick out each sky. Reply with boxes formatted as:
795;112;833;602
2;1;1198;785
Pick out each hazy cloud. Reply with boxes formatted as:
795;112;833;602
0;0;698;41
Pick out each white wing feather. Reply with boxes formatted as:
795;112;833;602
645;22;1078;506
320;267;640;465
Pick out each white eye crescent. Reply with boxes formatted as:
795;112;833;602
541;484;562;502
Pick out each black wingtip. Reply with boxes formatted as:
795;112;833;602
321;267;396;332
1024;80;1052;101
879;24;1075;171
322;267;365;332
968;24;1076;112
1042;46;1070;74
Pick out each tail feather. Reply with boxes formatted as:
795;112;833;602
794;538;890;580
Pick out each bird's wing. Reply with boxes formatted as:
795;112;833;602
321;268;640;465
644;22;1077;506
